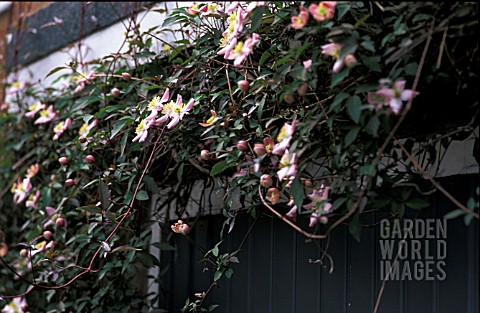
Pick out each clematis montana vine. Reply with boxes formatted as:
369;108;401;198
166;96;195;129
34;105;57;124
199;110;219;127
26;190;41;209
272;120;297;155
369;79;420;114
52;118;72;140
309;1;337;21
78;119;98;141
74;70;96;93
11;177;32;204
277;149;298;182
1;297;28;313
145;88;170;122
132;118;154;142
24;101;46;118
303;185;333;227
291;6;309;29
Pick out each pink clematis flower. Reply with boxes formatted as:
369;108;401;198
26;190;41;209
263;137;275;154
132;118;154;142
266;187;281;204
226;33;260;67
309;1;337;21
272;120;297;155
321;42;348;73
145;88;170;122
26;164;39;178
285;198;298;222
224;1;239;14
303;59;312;72
74;70;96;93
2;296;28;313
218;7;247;53
12;177;32;204
52;118;72;141
291;6;309;29
25;101;46;118
6;80;27;95
186;3;208;15
199;110;219;127
303;185;332;214
373;80;419;114
78;119;98;141
277;149;298;181
167;96;195;129
34;105;57;124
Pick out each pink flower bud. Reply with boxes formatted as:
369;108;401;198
253;143;266;156
58;157;69;165
111;88;121;97
20;249;28;257
0;243;7;257
65;179;75;187
320;216;329;224
303;179;313;188
236;140;249;152
200;150;211;161
237;80;250;92
78;136;87;143
345;54;358;69
121;72;131;81
84;155;95;164
283;92;295;104
260;174;273;188
43;230;53;240
171;220;190;235
56;217;65;228
297;82;309;96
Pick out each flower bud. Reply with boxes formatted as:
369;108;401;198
237;80;250;92
84;155;95;164
0;243;7;257
283;92;295;104
78;136;87;143
303;179;313;189
236;140;249;152
56;217;65;228
111;87;121;97
260;174;273;188
43;230;53;240
297;82;309;96
20;249;28;257
171;220;190;235
58;157;69;165
200;150;211;161
253;143;266;156
121;72;131;81
319;216;329;224
65;179;75;187
345;54;358;69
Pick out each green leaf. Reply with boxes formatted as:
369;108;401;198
99;179;111;210
464;213;474;226
330;92;349;111
45;66;68;78
345;126;360;146
136;190;149;201
210;161;231;176
110;245;142;254
76;205;103;215
365;116;380;137
349;213;361;242
251;6;266;32
152;242;176;251
110;118;133;139
212;245;219;257
290;176;304;212
214;270;223;281
143;175;160;195
444;209;464;220
406;198;430;210
331;68;350;87
224;267;234;279
346;95;362;124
